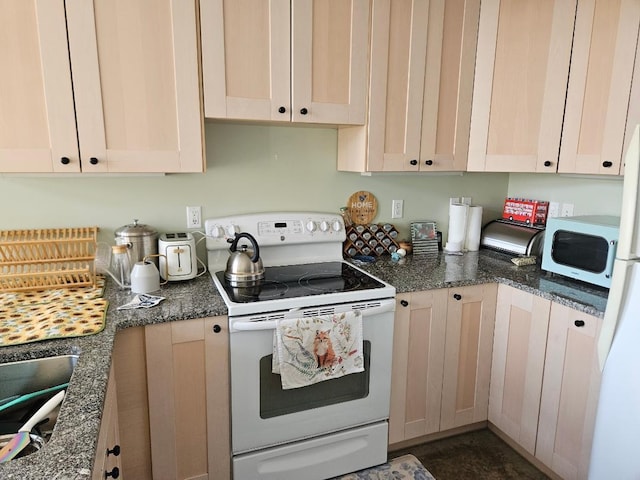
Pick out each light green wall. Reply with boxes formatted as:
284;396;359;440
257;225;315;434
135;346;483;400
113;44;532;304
507;173;623;217
0;123;622;246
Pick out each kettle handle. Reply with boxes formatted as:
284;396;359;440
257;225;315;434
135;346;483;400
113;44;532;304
229;233;260;263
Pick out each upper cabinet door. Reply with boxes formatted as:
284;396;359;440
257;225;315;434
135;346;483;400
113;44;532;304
201;0;291;122
468;0;576;173
201;0;369;125
338;0;480;173
419;0;480;172
0;1;79;173
66;0;204;173
366;0;429;171
559;0;640;175
291;0;370;124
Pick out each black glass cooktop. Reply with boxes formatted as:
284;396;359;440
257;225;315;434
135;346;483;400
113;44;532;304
215;261;386;303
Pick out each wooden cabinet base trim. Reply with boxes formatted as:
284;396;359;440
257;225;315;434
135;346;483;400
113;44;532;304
488;423;562;480
389;421;487;452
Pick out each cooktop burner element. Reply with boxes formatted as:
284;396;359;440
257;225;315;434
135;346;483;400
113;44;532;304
215;262;386;303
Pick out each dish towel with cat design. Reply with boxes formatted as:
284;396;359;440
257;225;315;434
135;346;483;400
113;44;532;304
272;310;364;390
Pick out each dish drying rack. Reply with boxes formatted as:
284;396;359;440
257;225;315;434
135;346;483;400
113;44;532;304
0;227;98;292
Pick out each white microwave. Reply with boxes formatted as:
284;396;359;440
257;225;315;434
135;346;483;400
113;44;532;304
541;215;620;288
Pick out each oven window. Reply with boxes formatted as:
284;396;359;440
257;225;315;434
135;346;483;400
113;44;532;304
552;230;609;273
259;341;371;419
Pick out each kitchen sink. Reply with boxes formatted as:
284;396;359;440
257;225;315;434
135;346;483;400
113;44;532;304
0;355;77;401
0;355;78;457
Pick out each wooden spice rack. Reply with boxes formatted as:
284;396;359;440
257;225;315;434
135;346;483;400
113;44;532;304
0;227;98;292
343;224;400;257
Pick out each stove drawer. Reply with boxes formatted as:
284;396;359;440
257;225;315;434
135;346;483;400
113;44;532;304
232;422;388;480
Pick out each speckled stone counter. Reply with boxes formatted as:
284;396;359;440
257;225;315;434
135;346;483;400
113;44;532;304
353;250;608;317
0;250;608;479
0;274;227;480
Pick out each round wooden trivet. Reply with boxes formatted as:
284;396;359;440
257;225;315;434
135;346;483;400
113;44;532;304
347;191;378;225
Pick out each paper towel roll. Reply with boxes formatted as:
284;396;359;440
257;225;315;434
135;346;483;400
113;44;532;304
464;206;483;251
447;203;468;252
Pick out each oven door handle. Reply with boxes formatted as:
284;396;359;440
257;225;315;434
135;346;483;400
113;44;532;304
231;302;395;332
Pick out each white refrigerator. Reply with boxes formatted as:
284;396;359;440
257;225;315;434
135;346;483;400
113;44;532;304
588;124;640;479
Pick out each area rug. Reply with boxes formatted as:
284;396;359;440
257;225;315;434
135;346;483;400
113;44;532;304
334;454;436;479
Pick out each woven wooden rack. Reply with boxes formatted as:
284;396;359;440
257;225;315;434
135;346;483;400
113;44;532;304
0;227;98;292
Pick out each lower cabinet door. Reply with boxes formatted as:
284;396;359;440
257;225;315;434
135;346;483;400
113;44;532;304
488;284;550;454
145;316;230;480
440;283;497;430
535;303;602;480
93;367;121;480
389;289;448;444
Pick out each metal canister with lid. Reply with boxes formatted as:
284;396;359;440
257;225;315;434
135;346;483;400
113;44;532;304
114;219;158;266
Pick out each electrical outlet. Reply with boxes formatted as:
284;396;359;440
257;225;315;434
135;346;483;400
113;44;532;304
560;203;574;217
392;200;404;219
548;202;560;218
186;206;202;228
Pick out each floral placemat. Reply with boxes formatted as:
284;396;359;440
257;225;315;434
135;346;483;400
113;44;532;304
332;454;435;480
0;277;108;347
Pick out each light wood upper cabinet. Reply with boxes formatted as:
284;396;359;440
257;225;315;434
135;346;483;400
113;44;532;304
559;0;640;175
468;0;576;173
338;0;480;172
469;0;640;175
440;283;497;430
0;0;204;174
201;0;369;125
536;303;602;480
0;1;79;173
489;284;551;455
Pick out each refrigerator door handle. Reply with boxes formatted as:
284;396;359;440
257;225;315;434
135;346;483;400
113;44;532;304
598;259;631;369
617;124;640;260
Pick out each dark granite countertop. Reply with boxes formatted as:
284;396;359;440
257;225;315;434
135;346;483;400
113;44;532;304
352;249;609;318
0;274;227;480
0;250;608;479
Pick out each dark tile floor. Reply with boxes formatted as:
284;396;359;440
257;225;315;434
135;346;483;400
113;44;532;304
390;429;550;480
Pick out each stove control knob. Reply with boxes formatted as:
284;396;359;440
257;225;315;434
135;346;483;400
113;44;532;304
319;221;330;232
332;220;342;232
226;224;241;237
306;221;317;232
209;225;224;238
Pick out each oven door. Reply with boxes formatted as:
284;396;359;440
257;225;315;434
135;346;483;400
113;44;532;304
229;298;395;455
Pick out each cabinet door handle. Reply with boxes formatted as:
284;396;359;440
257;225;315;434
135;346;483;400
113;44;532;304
453;293;462;301
60;157;71;165
574;320;585;327
105;467;120;479
213;324;222;333
106;445;120;457
602;161;613;168
409;159;418;166
89;157;99;165
400;299;409;307
278;106;286;114
300;107;308;115
544;160;552;167
424;160;433;166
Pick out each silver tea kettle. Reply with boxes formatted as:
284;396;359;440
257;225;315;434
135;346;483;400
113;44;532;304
224;232;265;286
